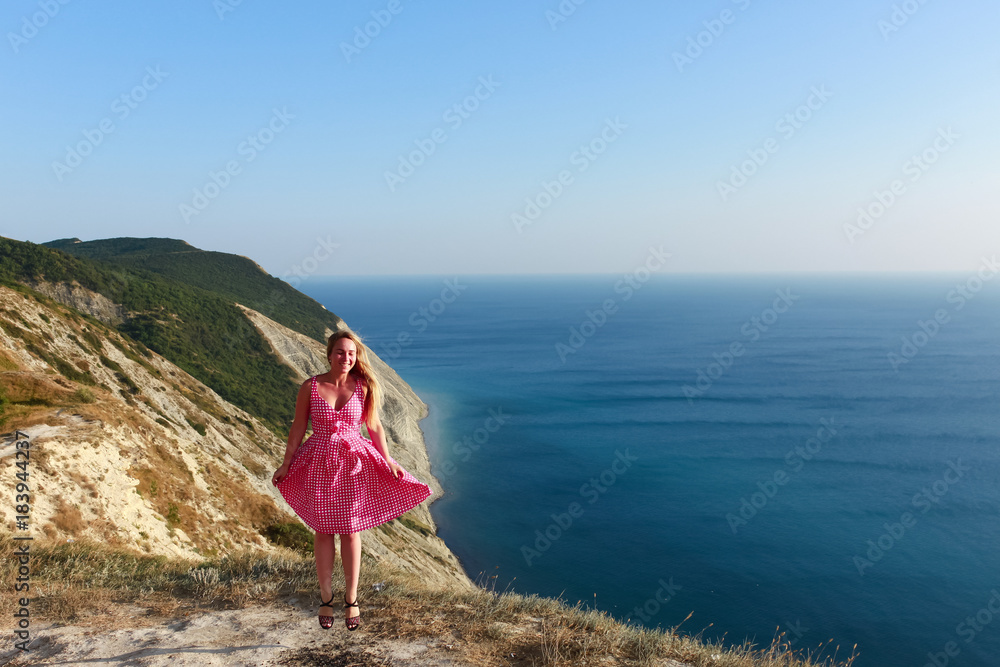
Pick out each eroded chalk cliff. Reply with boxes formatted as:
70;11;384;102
0;283;470;590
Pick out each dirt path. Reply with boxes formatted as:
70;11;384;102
1;599;469;666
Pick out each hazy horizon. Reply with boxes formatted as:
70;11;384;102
15;233;1000;278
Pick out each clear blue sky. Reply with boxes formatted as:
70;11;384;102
2;0;998;275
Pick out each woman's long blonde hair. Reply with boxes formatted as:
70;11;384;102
326;330;381;424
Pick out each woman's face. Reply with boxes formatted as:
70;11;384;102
330;338;357;373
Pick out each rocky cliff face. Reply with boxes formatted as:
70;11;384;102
25;279;127;325
0;284;471;590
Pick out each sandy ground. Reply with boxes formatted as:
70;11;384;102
0;600;695;667
0;598;471;667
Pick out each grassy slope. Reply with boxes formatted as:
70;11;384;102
1;236;313;433
43;237;342;341
0;538;857;667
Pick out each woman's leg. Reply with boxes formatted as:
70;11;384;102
340;532;362;621
315;533;337;615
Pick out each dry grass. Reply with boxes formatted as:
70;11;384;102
359;586;857;667
0;537;323;625
0;372;75;406
68;469;99;498
0;348;20;371
0;372;106;432
126;438;290;555
0;539;855;667
47;498;85;535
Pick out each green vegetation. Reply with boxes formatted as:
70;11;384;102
79;326;103;352
0;311;98;387
108;336;160;377
72;388;96;404
166;503;181;525
97;354;141;394
262;521;314;555
0;235;347;434
52;354;96;386
397;513;434;537
44;236;344;341
185;417;207;436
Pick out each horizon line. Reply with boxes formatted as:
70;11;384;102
290;270;984;278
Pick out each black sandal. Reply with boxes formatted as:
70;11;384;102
344;597;361;631
318;594;336;630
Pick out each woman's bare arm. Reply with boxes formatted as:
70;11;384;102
272;380;311;483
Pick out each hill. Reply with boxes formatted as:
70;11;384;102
0;277;465;584
42;236;342;342
1;236;337;434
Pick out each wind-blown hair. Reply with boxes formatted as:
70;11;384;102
326;330;381;424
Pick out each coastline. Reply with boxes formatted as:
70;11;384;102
411;385;482;586
411;385;450;477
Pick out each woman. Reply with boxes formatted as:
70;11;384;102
272;331;432;630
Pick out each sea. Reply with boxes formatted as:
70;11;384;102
301;274;1000;667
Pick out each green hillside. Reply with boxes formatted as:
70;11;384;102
1;236;338;434
43;237;342;340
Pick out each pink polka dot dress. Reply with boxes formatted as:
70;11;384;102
277;375;432;534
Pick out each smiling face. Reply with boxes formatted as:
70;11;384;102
328;337;357;373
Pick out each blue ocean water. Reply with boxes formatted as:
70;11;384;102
301;275;1000;667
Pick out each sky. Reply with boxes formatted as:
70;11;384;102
2;0;998;277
